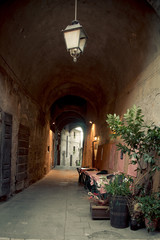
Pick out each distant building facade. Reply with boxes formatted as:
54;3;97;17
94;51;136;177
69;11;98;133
60;127;83;167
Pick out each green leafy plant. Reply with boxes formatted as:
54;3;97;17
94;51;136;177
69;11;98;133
104;173;133;196
137;193;160;220
106;105;160;174
137;193;160;231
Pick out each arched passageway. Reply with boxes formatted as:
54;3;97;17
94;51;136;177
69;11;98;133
0;0;160;196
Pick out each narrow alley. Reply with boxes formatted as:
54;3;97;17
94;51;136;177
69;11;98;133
0;168;159;240
0;1;160;239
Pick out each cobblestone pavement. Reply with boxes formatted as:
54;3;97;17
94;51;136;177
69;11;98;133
0;167;160;240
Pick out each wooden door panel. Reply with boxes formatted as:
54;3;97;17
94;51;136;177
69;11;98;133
0;111;12;197
16;124;29;191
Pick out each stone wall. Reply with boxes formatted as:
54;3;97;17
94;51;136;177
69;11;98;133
0;66;53;195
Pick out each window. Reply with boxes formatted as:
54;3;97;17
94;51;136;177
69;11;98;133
73;146;75;153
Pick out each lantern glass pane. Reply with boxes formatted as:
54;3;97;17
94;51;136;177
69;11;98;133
64;29;80;50
79;38;86;52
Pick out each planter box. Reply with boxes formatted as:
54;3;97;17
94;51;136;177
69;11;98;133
91;203;110;220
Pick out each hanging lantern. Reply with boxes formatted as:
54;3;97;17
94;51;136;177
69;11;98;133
62;0;88;62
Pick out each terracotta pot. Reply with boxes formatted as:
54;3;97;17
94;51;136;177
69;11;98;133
145;218;158;231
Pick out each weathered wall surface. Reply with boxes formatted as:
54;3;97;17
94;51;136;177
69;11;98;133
82;123;98;168
95;53;160;190
113;53;160;190
94;4;160;180
0;66;53;195
114;54;160;124
146;0;160;17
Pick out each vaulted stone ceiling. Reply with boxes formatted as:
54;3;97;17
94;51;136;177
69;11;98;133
0;0;160;130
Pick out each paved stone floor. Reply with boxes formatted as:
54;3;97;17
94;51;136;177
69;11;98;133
0;167;160;240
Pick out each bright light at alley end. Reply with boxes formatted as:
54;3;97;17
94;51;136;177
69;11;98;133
62;20;87;62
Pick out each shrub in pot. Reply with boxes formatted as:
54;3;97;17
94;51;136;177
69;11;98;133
104;173;133;228
137;192;160;232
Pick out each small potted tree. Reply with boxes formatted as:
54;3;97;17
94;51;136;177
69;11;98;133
106;105;160;194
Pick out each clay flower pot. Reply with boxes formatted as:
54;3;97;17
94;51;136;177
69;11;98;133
145;218;158;232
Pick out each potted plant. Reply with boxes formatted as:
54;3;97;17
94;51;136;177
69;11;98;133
137;192;160;232
88;192;110;220
104;173;133;228
106;105;160;194
127;196;145;230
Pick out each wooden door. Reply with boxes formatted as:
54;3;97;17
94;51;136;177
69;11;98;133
16;124;29;191
0;111;12;197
